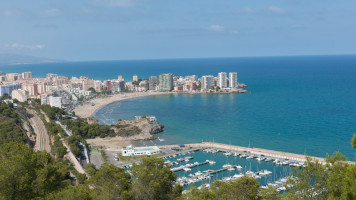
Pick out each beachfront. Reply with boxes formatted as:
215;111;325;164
74;92;169;118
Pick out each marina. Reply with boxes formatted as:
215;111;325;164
165;149;294;190
113;141;351;191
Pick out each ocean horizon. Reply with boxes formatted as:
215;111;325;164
1;55;356;159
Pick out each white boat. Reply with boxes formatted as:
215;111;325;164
236;165;242;170
233;153;239;157
245;171;255;176
256;157;265;161
209;160;216;165
253;175;261;179
233;173;244;179
224;152;232;156
240;154;247;158
183;167;191;172
223;164;233;168
277;186;286;192
246;156;254;159
259;170;272;176
228;167;235;171
265;158;272;162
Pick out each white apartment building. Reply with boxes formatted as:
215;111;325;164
229;72;238;88
218;72;227;88
48;96;62;108
201;75;215;90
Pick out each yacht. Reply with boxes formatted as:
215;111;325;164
232;173;244;179
256;157;265;161
209;160;216;165
258;170;272;176
245;171;255;176
223;164;233;168
246;155;254;159
224;152;232;156
236;165;242;170
228;167;235;171
183;167;191;172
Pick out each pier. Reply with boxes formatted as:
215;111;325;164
157;142;327;163
171;160;210;172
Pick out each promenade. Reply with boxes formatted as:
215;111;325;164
74;92;168;118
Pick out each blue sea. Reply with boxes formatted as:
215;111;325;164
1;55;356;160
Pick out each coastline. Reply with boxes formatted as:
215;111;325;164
73;92;169;119
74;89;249;119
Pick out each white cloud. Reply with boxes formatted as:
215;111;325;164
43;8;62;17
208;25;239;35
92;0;139;7
241;8;254;14
5;43;45;51
2;10;22;17
229;30;240;35
209;25;225;32
268;6;286;14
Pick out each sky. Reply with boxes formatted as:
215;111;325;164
0;0;355;61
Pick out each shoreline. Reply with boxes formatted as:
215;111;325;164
73;92;169;119
74;89;249;119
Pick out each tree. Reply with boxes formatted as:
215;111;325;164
352;134;356;148
183;185;215;200
88;87;96;94
259;186;280;200
88;164;131;200
286;157;328;200
211;176;260;200
85;163;97;176
131;157;182;200
0;143;70;200
326;151;347;164
47;185;94;200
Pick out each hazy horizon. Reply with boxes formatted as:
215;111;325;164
1;0;356;61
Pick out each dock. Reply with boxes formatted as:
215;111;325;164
171;160;210;172
157;142;327;163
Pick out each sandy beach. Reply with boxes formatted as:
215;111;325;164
74;92;169;118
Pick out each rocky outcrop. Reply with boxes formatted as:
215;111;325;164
111;118;164;140
149;122;164;134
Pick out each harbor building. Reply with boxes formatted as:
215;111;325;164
148;76;159;90
0;83;22;97
159;74;173;91
218;72;228;88
122;145;161;156
201;75;215;90
229;72;238;88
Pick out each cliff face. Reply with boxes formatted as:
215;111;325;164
111;118;164;140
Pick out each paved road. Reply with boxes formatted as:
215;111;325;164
27;109;51;152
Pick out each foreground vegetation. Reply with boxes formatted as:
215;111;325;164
0;100;355;199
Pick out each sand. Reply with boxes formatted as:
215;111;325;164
73;92;169;119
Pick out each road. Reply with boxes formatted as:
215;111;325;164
61;139;87;175
26;109;51;152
